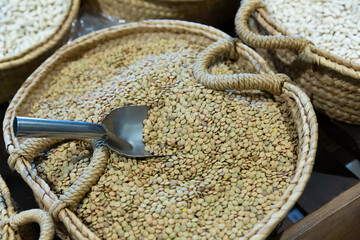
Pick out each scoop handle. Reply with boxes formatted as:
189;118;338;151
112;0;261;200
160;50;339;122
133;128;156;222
14;116;106;139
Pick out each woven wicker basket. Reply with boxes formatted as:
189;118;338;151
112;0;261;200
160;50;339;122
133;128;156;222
0;175;54;240
0;0;80;104
236;0;360;125
88;0;239;26
3;20;317;239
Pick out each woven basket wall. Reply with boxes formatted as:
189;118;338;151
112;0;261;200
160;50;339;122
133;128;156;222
0;175;54;240
88;0;240;26
0;0;80;104
3;20;317;240
236;0;360;125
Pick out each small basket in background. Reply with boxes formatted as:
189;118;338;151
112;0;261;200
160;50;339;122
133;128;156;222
236;0;360;125
0;0;80;103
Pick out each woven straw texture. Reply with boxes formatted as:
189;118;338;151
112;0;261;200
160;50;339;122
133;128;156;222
0;175;54;240
3;20;317;240
88;0;239;26
235;0;360;125
0;0;80;104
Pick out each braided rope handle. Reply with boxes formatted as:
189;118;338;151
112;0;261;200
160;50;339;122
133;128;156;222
48;140;109;218
193;38;290;95
8;138;109;220
235;0;311;51
235;0;360;79
3;209;54;240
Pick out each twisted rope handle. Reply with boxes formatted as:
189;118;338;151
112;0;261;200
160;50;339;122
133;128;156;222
8;138;63;170
193;38;290;95
48;139;109;218
8;138;109;220
2;209;54;240
235;0;312;51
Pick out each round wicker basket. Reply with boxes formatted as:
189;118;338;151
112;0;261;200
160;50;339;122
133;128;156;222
0;175;54;240
0;0;80;104
3;20;317;240
88;0;239;26
236;0;360;125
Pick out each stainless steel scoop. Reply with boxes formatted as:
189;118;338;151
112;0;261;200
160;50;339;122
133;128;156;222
13;106;156;158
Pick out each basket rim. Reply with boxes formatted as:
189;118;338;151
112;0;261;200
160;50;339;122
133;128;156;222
0;175;14;213
0;0;80;70
3;20;317;240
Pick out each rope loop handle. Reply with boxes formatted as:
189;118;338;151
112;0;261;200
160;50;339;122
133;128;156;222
193;37;290;95
8;138;64;170
2;209;54;240
235;0;312;51
8;137;109;221
48;139;109;219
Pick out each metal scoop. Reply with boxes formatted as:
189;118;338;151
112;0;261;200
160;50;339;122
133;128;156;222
13;106;156;158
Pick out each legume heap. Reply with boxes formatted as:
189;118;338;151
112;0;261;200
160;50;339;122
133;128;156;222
32;37;298;239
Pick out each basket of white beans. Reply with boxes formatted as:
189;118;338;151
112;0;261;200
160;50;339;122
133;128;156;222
0;0;80;103
236;0;360;125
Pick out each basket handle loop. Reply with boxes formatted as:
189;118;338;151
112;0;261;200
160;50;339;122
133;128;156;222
7;209;54;240
235;0;312;51
193;38;290;95
48;139;109;219
8;137;109;220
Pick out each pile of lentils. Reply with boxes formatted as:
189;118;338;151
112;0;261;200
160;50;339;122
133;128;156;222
32;37;298;239
263;0;360;64
0;0;69;58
